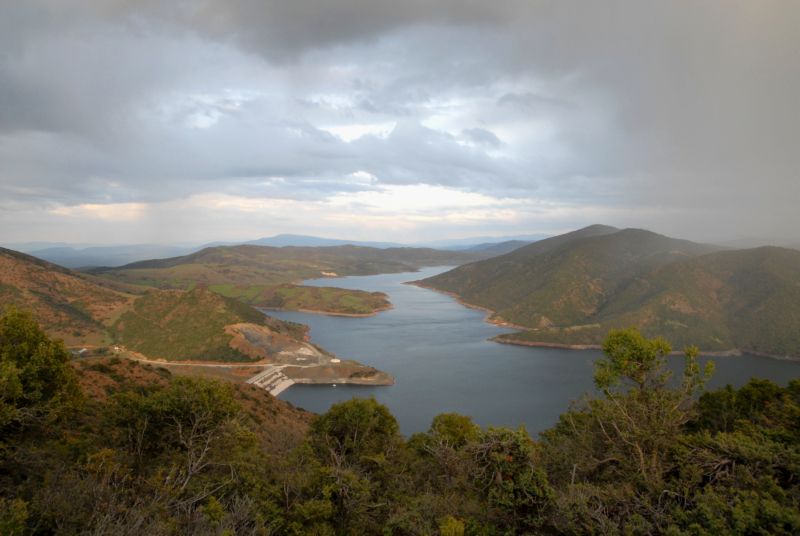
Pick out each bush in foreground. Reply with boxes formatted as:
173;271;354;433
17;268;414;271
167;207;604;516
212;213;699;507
1;312;798;535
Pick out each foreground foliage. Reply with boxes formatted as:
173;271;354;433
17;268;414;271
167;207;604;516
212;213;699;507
1;313;798;535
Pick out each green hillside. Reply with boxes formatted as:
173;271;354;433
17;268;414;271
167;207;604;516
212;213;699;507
94;244;481;289
420;226;718;327
212;283;391;315
0;248;308;361
92;243;480;313
112;288;272;362
419;227;800;357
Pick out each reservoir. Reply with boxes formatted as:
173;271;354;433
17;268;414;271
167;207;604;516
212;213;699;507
270;267;800;436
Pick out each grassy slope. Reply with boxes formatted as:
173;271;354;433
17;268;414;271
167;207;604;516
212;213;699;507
111;288;271;362
417;228;800;357
91;244;478;314
212;283;391;315
94;244;477;288
496;247;800;356
422;226;717;326
0;247;135;345
0;247;316;362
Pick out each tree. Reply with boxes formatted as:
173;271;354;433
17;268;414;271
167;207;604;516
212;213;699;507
582;329;712;486
429;413;480;449
470;427;551;534
306;398;402;533
308;397;399;464
540;328;716;532
0;306;81;434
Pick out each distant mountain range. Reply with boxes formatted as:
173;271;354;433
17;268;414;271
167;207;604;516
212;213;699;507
7;232;798;270
713;237;800;250
5;233;542;268
19;244;198;269
415;234;548;250
417;225;800;358
245;234;403;249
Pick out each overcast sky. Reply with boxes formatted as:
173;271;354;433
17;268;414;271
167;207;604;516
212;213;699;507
1;1;799;245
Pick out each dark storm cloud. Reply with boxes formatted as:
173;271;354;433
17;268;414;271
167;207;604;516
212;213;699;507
1;0;799;242
112;0;523;58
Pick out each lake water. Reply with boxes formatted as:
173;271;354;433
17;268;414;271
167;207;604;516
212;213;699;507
270;267;800;436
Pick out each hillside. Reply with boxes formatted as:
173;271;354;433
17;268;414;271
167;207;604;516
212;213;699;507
213;283;392;316
112;287;294;361
0;247;274;358
90;244;480;314
95;244;482;287
466;239;532;256
0;248;393;384
412;227;800;357
0;247;135;345
74;356;313;452
416;224;673;324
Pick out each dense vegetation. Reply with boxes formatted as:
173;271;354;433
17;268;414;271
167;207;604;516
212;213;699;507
420;226;800;357
2;309;798;534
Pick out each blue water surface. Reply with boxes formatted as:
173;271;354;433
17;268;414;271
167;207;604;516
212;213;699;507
270;267;800;436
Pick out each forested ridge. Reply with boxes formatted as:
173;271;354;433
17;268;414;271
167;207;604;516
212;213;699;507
420;226;800;357
1;307;798;535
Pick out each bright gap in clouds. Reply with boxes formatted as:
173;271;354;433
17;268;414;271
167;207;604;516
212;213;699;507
328;184;510;213
20;183;684;246
320;122;397;142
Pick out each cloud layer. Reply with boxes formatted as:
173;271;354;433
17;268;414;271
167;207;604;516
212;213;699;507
1;1;799;244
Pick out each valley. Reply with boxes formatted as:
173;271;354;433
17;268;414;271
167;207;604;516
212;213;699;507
272;267;800;434
3;221;800;430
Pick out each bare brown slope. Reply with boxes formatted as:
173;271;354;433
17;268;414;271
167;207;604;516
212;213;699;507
0;247;134;345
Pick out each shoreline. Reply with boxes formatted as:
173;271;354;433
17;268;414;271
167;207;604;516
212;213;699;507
291;376;395;386
259;303;394;318
248;364;394;396
409;282;800;363
406;281;529;330
492;336;800;361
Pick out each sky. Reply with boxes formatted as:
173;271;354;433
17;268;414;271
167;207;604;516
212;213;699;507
1;1;799;245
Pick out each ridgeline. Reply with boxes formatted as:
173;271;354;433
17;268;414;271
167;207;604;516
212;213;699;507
418;226;800;358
